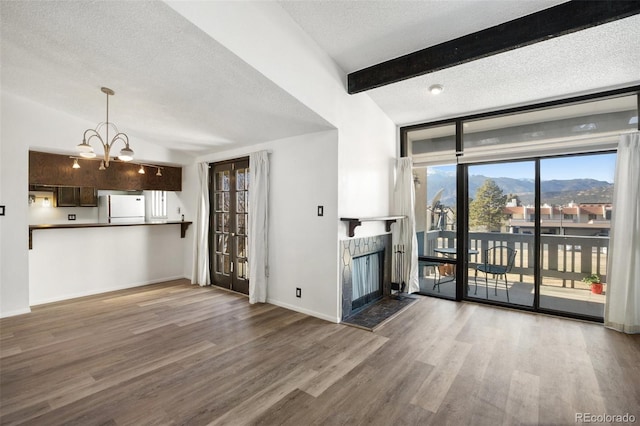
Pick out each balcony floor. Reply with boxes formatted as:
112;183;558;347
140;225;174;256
418;274;605;318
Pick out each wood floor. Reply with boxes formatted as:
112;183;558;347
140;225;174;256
1;279;639;425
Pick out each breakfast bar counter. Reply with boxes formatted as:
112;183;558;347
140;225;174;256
28;220;192;305
29;221;192;249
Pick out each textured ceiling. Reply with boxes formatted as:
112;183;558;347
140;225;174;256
0;1;334;157
279;1;640;126
1;0;638;159
366;13;640;125
278;0;567;73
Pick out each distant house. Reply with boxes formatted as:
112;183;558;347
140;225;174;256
505;202;611;236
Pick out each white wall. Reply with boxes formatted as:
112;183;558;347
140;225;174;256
336;96;397;238
178;164;198;281
169;2;397;321
0;94;31;317
0;92;191;317
29;225;185;304
195;130;339;322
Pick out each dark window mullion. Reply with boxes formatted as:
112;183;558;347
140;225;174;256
230;167;238;281
457;162;469;301
534;159;541;310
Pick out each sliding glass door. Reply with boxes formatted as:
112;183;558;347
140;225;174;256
466;161;536;308
539;153;614;318
403;88;636;321
462;154;615;318
413;153;615;318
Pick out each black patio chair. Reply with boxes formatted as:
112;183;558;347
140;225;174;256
474;246;517;302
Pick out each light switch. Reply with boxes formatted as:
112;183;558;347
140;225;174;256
317;205;323;216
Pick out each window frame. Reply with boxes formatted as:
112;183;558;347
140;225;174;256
401;86;639;322
150;190;168;219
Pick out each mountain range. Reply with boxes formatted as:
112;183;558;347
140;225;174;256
424;172;613;207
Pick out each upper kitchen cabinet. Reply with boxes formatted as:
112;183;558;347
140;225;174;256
55;186;77;207
29;151;182;191
55;187;98;207
78;187;98;206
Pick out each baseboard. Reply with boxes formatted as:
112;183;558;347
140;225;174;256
266;298;340;324
0;307;32;319
29;276;185;306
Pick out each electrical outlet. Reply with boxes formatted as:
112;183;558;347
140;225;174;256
296;288;302;298
317;205;323;216
68;214;76;221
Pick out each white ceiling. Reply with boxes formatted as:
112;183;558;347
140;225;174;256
1;0;638;158
0;1;334;157
365;13;640;125
280;0;640;125
278;0;567;73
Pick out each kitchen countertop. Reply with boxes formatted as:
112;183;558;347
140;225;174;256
29;221;192;249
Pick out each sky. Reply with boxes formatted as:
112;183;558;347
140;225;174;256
467;153;616;183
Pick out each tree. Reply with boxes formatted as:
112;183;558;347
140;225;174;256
469;179;508;231
507;193;522;206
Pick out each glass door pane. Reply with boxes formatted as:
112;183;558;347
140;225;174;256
539;154;613;318
467;161;535;307
415;164;457;298
212;167;232;288
235;165;249;286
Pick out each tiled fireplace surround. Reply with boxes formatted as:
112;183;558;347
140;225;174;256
340;234;392;321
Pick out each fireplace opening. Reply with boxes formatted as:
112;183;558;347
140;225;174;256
351;250;384;312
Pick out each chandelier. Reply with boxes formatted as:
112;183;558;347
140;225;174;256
76;87;134;169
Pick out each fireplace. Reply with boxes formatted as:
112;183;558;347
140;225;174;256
341;234;392;320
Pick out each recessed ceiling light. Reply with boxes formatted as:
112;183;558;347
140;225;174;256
428;84;444;95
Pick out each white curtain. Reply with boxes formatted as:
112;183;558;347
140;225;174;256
248;150;269;304
392;157;420;294
604;132;640;333
191;162;210;286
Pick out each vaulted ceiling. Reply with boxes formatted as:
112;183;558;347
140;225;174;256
1;1;638;156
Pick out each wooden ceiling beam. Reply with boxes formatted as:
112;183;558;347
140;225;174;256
347;1;640;94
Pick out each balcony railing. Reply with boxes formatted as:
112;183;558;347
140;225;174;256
423;230;609;288
508;218;611;229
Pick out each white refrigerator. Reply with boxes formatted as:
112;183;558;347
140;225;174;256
99;195;146;223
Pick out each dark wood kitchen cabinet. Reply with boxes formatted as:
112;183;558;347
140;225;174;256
55;187;77;207
55;187;98;207
78;187;98;206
